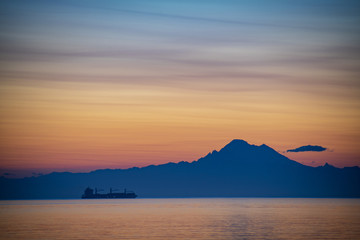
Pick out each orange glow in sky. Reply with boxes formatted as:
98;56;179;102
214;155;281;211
0;1;359;177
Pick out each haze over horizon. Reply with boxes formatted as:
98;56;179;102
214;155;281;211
0;139;356;178
1;0;360;177
1;138;359;199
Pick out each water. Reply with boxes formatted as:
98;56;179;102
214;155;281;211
0;198;359;240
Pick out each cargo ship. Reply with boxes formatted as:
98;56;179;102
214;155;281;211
82;187;137;199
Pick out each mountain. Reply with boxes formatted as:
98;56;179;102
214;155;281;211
0;139;359;199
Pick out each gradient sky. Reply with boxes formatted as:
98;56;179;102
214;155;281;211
1;0;360;177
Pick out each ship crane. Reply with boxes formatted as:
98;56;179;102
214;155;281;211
95;188;104;194
110;188;120;193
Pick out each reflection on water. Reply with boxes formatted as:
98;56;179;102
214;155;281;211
0;198;359;240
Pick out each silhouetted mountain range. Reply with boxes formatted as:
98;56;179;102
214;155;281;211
0;139;359;199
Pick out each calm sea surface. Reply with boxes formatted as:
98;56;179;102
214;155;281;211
0;198;359;240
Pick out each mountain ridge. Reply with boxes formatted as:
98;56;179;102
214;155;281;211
0;139;359;199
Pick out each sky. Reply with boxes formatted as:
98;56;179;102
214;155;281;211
0;0;359;177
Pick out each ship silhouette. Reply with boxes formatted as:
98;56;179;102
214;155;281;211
82;187;137;199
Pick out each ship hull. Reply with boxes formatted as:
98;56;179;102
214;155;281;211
81;194;137;199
